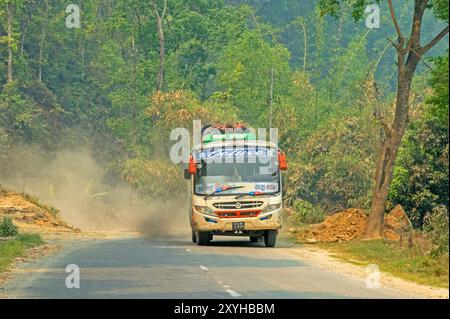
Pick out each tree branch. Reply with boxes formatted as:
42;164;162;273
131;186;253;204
161;0;167;20
388;0;404;43
152;0;159;19
387;37;401;51
420;25;449;55
410;47;435;71
386;38;401;50
152;0;167;20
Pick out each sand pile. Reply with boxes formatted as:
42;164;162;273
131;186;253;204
299;205;412;243
0;187;68;228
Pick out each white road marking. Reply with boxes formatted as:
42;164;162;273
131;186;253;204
223;285;230;288
186;249;192;252
199;265;208;271
225;289;242;297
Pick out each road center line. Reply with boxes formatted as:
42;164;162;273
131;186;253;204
225;289;242;298
199;265;208;271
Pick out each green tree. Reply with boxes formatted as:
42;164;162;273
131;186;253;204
215;30;292;126
319;0;449;238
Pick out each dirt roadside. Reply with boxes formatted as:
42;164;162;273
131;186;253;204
0;187;142;298
0;228;141;299
280;241;449;299
281;206;448;299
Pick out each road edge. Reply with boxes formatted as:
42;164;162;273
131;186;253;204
283;244;449;299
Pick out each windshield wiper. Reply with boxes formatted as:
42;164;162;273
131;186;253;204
235;191;268;200
204;186;244;201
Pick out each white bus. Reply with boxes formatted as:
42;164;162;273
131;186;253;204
185;125;287;247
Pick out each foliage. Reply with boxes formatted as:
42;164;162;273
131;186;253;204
289;199;326;225
285;116;378;211
431;0;449;22
424;206;449;256
318;0;448;23
0;216;19;237
215;30;293;126
121;158;186;200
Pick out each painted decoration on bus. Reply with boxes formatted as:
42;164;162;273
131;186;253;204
194;183;279;194
195;147;276;160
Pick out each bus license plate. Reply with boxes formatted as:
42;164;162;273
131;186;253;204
232;222;245;230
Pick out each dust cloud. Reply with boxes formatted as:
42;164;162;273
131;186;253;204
0;144;190;237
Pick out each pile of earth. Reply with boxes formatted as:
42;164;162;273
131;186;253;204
297;205;412;243
0;186;69;229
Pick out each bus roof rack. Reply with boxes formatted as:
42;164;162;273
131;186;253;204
201;123;251;137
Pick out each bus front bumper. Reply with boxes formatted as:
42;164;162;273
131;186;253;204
192;210;282;233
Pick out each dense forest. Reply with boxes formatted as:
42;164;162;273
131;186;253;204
0;1;448;251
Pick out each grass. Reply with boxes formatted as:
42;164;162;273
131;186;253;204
0;233;44;272
22;193;60;217
319;239;449;288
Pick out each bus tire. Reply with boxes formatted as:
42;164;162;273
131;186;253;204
250;236;260;243
197;232;210;246
264;230;277;247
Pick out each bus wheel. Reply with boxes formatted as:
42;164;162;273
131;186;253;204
264;230;277;247
250;236;260;243
197;232;210;246
191;230;197;243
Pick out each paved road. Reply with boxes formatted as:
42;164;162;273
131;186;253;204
4;236;414;299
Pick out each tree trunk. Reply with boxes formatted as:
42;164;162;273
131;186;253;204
364;0;439;238
20;15;30;56
156;20;165;90
38;0;49;82
7;2;13;83
38;33;46;82
131;36;138;144
365;75;413;237
152;0;166;91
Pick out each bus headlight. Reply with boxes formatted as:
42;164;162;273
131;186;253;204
262;203;282;213
194;206;216;217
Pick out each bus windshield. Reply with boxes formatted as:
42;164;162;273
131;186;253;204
193;147;280;196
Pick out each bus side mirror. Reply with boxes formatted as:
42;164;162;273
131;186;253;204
188;155;197;175
278;151;288;171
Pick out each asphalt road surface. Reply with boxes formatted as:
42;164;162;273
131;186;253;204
4;236;415;299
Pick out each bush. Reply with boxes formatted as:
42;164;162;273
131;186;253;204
424;205;449;256
122;158;187;200
285;117;378;212
289;200;326;225
0;217;19;237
